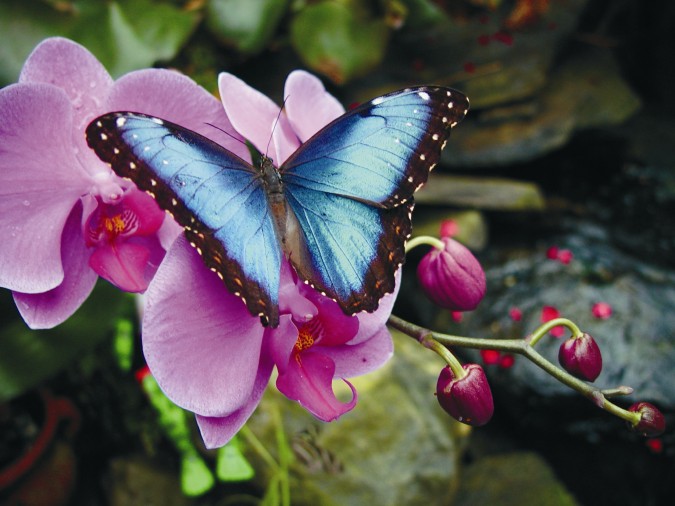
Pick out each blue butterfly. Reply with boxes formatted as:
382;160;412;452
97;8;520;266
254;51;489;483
86;86;469;327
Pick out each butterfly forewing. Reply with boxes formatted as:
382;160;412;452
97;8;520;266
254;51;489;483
281;87;469;208
86;113;282;326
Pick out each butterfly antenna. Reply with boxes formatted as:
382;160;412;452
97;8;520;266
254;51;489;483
265;95;290;158
205;122;248;148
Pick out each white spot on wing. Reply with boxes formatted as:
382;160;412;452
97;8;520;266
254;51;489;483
100;133;108;140
418;91;430;100
116;117;126;127
372;97;385;105
151;117;164;125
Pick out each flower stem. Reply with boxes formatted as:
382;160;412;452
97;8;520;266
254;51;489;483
405;235;445;253
387;314;636;426
528;317;583;346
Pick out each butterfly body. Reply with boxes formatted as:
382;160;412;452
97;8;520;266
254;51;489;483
86;86;469;327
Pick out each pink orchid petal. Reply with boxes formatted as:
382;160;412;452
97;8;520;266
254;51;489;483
349;269;401;345
13;206;97;329
195;346;274;448
0;83;90;293
284;70;344;142
305;294;358;347
278;260;317;322
19;37;113;130
268;316;301;376
218;72;283;159
325;324;394;378
271;111;301;166
119;189;166;236
276;350;357;422
109;69;250;161
156;217;183;251
89;239;160;293
143;236;265;417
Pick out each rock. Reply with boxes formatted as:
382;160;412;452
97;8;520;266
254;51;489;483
243;333;465;506
454;452;578;506
413;209;489;251
447;50;641;167
441;220;675;437
415;174;545;211
106;456;192;506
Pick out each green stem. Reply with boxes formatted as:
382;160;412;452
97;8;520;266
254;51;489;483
528;318;583;347
388;314;637;426
240;426;279;473
405;235;445;253
422;334;466;378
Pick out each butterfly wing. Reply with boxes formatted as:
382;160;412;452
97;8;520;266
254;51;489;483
281;87;468;314
86;112;282;327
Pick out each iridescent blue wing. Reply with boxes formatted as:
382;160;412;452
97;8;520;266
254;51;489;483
86;113;282;327
281;87;468;314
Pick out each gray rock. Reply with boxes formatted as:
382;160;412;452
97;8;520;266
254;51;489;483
445;221;675;435
454;452;578;506
447;50;641;167
244;334;464;506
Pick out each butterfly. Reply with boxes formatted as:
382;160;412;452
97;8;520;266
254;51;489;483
86;86;469;327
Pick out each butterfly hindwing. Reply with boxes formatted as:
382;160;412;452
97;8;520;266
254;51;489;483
285;185;413;314
282;87;469;208
86;113;281;326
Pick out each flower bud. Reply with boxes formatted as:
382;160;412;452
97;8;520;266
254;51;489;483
436;363;494;426
417;237;486;311
558;332;602;381
628;402;666;437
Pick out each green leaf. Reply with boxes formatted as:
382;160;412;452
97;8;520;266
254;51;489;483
216;435;255;482
206;0;289;55
0;0;199;85
0;282;135;402
290;2;390;84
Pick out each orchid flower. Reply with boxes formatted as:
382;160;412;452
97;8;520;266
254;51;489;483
141;71;397;448
0;37;243;328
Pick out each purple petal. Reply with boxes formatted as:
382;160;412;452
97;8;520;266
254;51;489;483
109;69;250;161
89;239;161;293
302;292;358;347
276;350;357;421
325;324;394;378
0;83;90;293
349;269;401;345
119;188;165;236
19;37;113;130
267;316;301;376
284;70;344;142
196;346;274;448
218;73;285;159
278;260;317;322
143;236;265;417
13;205;97;329
271;111;301;166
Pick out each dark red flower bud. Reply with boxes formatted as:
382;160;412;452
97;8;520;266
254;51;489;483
417;237;486;311
436;363;494;426
628;402;666;437
558;332;602;381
